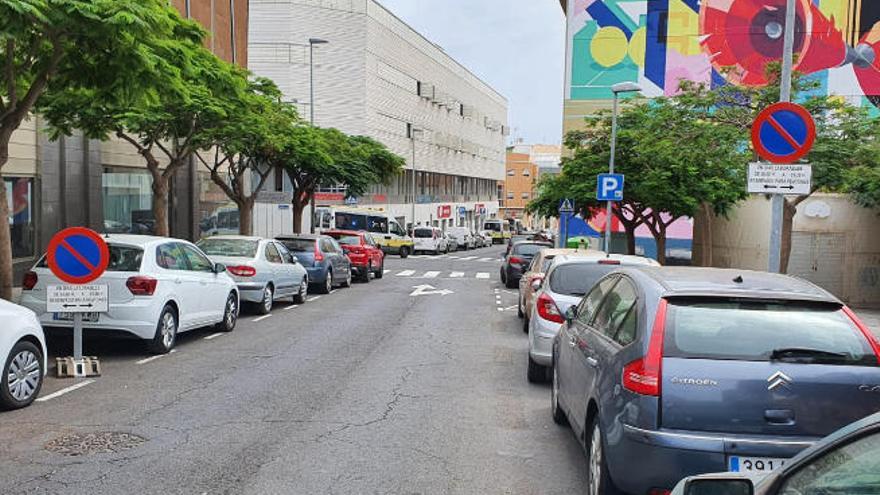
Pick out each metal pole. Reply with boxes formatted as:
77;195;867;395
411;134;417;230
73;313;83;377
605;92;620;254
309;44;316;233
768;0;797;273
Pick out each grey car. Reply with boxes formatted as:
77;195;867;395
197;236;308;315
551;267;880;495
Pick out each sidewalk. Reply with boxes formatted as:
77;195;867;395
856;308;880;339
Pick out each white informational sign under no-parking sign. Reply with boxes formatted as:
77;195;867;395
47;285;109;313
747;163;812;195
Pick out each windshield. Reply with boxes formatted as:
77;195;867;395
549;263;618;296
483;222;502;232
195;239;258;258
278;238;316;252
512;243;550;257
665;299;876;366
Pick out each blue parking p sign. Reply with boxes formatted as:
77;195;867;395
597;174;624;201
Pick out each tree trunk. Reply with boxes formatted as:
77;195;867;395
700;202;714;267
655;231;667;266
292;196;307;234
624;224;637;255
780;199;797;274
0;131;15;300
238;200;254;236
151;179;169;237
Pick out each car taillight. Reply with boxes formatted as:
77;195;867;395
314;243;324;262
536;292;564;324
598;259;621;265
227;265;256;277
623;299;667;397
126;276;158;296
843;306;880;364
509;256;523;264
22;271;38;291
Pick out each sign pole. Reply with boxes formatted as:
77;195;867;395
768;0;797;273
605;92;620;255
73;313;83;374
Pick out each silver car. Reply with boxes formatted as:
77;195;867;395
197;236;309;315
527;253;659;382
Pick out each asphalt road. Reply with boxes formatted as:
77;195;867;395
0;245;587;495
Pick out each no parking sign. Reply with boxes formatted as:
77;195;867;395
751;102;816;164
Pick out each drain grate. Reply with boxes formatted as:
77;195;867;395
45;432;146;456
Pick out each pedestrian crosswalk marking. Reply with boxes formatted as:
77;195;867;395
384;270;391;274
424;271;440;278
476;272;490;279
397;270;416;277
450;272;464;278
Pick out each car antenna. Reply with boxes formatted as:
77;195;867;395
733;275;744;284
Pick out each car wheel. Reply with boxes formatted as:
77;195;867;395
216;292;238;332
586;417;619;495
551;355;568;425
1;341;43;410
293;277;308;304
318;271;333;294
375;260;384;279
257;284;274;315
505;276;517;289
517;296;524;319
342;268;353;288
148;305;178;354
362;263;372;283
399;246;410;259
527;355;547;383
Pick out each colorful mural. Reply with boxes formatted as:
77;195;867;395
565;0;880;107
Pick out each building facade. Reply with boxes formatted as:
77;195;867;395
500;151;537;224
6;0;249;283
249;0;508;232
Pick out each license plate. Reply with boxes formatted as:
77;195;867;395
729;456;787;473
53;312;100;323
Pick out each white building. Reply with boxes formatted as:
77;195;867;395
249;0;509;233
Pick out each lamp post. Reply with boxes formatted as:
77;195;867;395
307;38;328;233
409;125;424;231
604;81;641;254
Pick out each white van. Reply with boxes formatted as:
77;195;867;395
412;227;448;255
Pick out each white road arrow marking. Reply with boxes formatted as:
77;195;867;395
410;284;454;297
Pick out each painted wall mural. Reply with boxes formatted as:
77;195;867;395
566;0;880;107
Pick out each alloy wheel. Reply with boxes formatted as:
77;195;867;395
552;363;560;415
225;296;237;329
162;312;177;349
588;423;603;495
263;286;274;313
325;274;333;293
7;350;40;402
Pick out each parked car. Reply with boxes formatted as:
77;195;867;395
276;234;352;294
505;234;535;256
443;233;458;253
500;240;553;289
518;248;581;326
446;227;475;250
412;227;448;255
527;253;659;382
672;411;880;495
551;267;880;495
1;300;46;410
21;235;239;354
478;231;494;248
197;236;308;314
324;230;385;283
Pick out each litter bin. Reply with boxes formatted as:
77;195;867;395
566;236;593;250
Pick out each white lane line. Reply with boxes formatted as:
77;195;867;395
397;270;416;277
203;332;224;340
35;380;95;402
307;296;321;302
476;273;490;279
497;308;504;312
284;304;298;311
383;269;391;274
252;314;273;323
424;271;440;278
460;256;476;261
330;289;337;294
450;272;464;278
479;258;494;262
502;289;517;294
448;256;460;259
136;349;177;365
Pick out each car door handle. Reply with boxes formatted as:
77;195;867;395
174;278;183;285
568;335;577;347
586;357;599;368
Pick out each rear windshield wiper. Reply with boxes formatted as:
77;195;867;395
770;348;849;363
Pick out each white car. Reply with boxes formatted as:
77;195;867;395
446;227;477;250
20;235;239;354
478;231;494;248
413;227;448;255
1;300;46;410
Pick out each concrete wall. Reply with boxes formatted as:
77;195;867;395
694;194;880;308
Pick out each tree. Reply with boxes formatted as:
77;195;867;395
197;77;299;235
0;0;186;300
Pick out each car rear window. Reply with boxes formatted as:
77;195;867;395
196;239;258;258
513;243;549;257
483;222;501;232
414;229;433;238
279;238;317;252
665;299;877;366
329;234;361;246
548;263;618;296
36;244;143;272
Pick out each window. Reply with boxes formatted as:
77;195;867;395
275;243;294;263
265;243;283;264
368;215;388;234
576;276;618;326
279;238;315;253
521;192;529;199
320;238;337;253
551;264;619;297
506;192;514;200
522;169;530;176
102;168;154;235
106;245;143;272
197;239;258;258
779;432;880;494
5;177;35;258
507;169;515;176
390;221;406;237
156;243;189;270
592;278;638;339
181;245;215;272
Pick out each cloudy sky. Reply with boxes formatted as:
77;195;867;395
378;0;567;145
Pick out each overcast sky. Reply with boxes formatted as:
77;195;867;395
378;0;567;145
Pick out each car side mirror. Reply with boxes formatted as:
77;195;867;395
291;255;299;264
680;478;754;495
564;306;578;323
213;263;227;274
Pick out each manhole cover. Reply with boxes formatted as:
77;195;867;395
45;432;146;456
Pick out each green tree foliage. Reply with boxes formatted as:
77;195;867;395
0;0;187;300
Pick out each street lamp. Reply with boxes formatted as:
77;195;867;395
604;81;641;254
409;124;424;231
308;38;328;233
